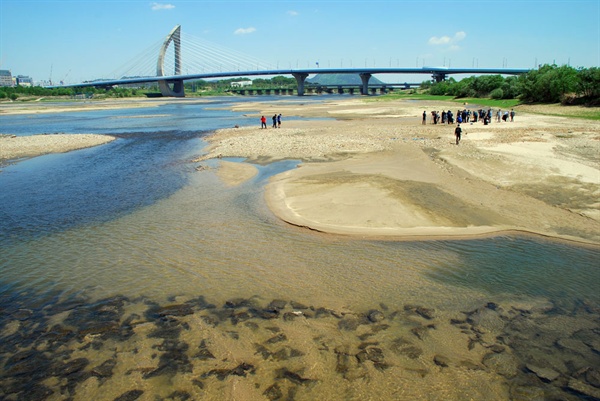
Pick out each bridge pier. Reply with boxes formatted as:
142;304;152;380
359;73;372;95
432;72;447;82
292;72;309;96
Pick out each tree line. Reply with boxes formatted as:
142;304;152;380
1;64;598;104
422;64;599;105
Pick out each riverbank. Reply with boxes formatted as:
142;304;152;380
0;133;116;165
195;98;600;244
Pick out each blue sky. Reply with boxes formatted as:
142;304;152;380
1;0;598;84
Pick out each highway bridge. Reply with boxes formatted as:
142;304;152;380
47;25;530;97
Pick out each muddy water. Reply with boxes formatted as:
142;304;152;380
0;99;599;400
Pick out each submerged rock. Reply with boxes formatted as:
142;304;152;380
525;363;561;382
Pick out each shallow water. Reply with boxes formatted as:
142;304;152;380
0;98;598;400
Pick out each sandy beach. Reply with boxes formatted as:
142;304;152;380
195;98;600;245
0;133;115;164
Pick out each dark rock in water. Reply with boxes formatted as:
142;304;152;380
525;363;560;382
17;383;54;401
254;343;272;360
52;357;89;377
374;361;392;371
358;341;380;350
164;390;192;401
231;362;254;377
265;333;287;344
251;307;280;320
114;389;144;401
91;359;117;378
335;350;353;376
510;385;545;401
244;321;259;330
567;378;600;399
263;383;283;400
195;339;216;360
290;301;309;310
268;299;287;310
224;298;253;309
488;344;506;353
356;347;385;364
404;304;435;320
11;308;34;321
4;349;52;378
201;363;254;381
272;347;304;361
410;325;429;340
338;317;360;331
486;302;500;311
153;304;194;318
277;368;313;385
367;310;385;323
396;345;423;360
482;352;519;378
584;367;600;387
433;355;450;367
144;340;192;378
185;295;215;310
371;323;390;333
283;312;298;321
415;307;435;320
231;311;251;325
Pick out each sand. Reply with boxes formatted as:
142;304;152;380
0;133;116;164
194;98;600;245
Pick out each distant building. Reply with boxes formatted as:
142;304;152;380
231;80;252;88
0;70;13;87
16;75;33;87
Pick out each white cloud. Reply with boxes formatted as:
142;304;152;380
287;10;299;16
234;27;256;35
428;31;466;46
151;2;175;11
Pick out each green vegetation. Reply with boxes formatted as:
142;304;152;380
419;64;599;105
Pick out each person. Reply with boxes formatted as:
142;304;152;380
272;114;277;128
454;124;462;145
260;115;267;129
510;109;515;122
277;113;282;128
422;111;427;125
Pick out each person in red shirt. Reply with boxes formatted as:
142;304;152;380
260;115;267;129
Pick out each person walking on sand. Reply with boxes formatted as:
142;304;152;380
422;111;427;125
510;109;515;122
272;114;277;128
454;124;462;145
260;115;267;129
277;113;282;128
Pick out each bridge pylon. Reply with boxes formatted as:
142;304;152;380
157;25;185;97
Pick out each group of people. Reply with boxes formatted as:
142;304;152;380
421;107;517;146
261;114;282;129
423;108;516;126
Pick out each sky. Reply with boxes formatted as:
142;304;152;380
0;0;598;85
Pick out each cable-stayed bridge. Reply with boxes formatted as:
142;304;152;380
48;25;530;97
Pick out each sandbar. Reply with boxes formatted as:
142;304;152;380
197;98;600;244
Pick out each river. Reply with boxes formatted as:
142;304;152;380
0;97;598;400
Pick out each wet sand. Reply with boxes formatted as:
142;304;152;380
195;98;600;245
